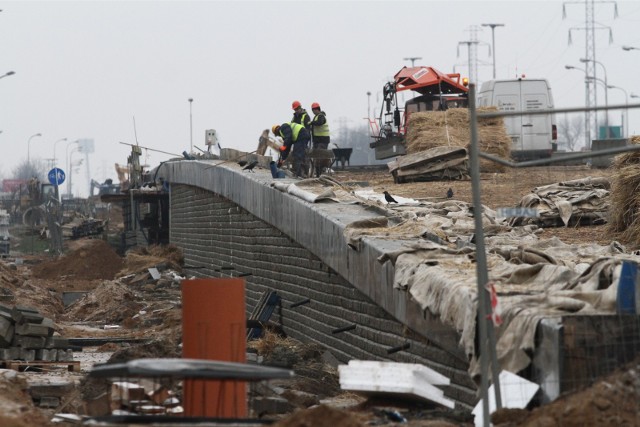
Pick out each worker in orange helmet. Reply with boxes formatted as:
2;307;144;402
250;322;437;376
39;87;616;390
308;102;330;150
291;100;311;129
272;122;311;178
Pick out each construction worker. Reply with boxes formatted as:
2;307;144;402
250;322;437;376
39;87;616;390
272;122;310;178
309;102;330;149
291;100;310;129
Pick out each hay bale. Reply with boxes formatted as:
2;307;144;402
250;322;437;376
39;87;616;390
406;107;511;173
607;135;640;243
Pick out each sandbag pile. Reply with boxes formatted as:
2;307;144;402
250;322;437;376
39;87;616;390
405;107;511;173
607;135;640;243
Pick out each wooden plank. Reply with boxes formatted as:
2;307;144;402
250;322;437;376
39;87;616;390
395;157;469;177
1;360;81;372
392;146;467;172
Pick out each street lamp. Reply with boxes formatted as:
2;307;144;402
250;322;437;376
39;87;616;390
565;65;591;148
622;46;639;51
366;91;371;120
403;57;422;67
27;133;42;166
631;93;639;99
65;140;80;196
482;23;505;79
0;71;15;80
53;137;68;166
580;58;609;137
607;84;628;138
586;75;610;138
188;98;193;154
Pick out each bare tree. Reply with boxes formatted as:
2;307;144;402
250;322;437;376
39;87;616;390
557;114;584;152
12;159;46;181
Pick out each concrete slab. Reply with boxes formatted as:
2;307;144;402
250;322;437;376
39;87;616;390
339;360;454;409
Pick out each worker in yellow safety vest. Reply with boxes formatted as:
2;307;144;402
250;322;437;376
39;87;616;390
308;102;330;149
272;122;310;178
291;100;311;129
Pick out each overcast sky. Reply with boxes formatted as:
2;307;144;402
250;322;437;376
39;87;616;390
1;0;639;195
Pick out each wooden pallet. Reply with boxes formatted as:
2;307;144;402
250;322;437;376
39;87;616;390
1;360;81;372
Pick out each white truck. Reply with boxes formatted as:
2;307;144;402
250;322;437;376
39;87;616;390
478;78;557;160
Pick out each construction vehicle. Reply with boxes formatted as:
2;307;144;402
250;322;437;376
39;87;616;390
369;66;469;160
90;179;120;197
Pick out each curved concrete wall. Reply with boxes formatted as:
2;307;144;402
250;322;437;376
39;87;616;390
162;159;477;408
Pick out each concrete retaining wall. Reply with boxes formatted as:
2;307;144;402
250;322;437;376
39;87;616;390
170;182;477;408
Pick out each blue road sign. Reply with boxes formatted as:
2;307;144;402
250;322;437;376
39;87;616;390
48;168;66;186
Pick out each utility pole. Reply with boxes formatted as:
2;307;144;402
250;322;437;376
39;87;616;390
481;23;504;79
564;0;618;148
403;57;422;67
188;98;194;153
458;26;490;86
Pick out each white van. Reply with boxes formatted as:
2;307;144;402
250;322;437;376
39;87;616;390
478;78;557;160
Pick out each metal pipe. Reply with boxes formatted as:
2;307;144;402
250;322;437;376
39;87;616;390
469;84;502;425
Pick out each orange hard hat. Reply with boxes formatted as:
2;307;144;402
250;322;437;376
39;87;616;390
272;124;281;135
292;100;301;110
311;102;320;109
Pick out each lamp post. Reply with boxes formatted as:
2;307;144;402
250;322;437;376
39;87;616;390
622;46;640;51
403;57;422;67
27;133;42;166
188;98;193;154
586;76;609;138
0;70;15;80
65;140;80;196
580;58;609;137
366;91;371;120
53;138;68;167
565;65;591;149
606;84;628;138
481;23;504;79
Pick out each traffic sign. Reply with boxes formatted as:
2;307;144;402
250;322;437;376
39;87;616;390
48;168;66;186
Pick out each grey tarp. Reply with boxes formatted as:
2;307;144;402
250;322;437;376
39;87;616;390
509;176;610;227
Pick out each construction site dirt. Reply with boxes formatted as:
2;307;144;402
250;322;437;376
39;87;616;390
0;164;637;426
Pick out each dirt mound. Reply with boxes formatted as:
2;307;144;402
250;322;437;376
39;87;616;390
32;239;124;281
107;338;181;364
493;360;640;426
274;405;366;427
118;244;184;277
62;281;143;323
0;370;52;426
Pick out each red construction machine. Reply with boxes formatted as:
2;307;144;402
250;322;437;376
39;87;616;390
369;66;469;160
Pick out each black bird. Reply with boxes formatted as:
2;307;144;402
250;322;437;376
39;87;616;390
237;160;248;167
243;160;259;172
383;191;398;204
447;187;454;199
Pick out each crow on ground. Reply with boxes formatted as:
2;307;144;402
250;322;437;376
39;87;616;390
243;160;259;172
238;160;248;167
447;188;454;199
383;191;398;204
